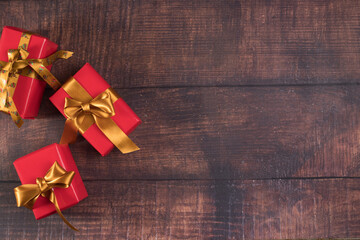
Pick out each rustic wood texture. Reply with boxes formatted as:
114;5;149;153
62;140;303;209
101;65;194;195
0;0;360;239
1;0;360;87
2;86;360;181
1;179;360;239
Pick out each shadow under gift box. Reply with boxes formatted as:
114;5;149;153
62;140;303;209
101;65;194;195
13;143;88;220
0;26;58;118
50;63;142;156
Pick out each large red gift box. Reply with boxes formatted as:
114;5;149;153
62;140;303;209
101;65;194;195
0;26;58;118
13;143;88;220
50;63;141;156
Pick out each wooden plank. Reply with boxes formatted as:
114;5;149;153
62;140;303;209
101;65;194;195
1;86;360;181
1;179;359;239
1;0;359;87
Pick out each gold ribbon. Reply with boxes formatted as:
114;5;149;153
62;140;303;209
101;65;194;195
60;77;139;154
0;32;73;127
14;161;78;231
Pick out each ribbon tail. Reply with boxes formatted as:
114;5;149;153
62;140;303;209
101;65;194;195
27;62;62;90
16;67;38;79
0;77;22;128
0;90;8;112
43;51;74;66
60;119;78;145
6;74;23;127
4;51;73;86
26;50;73;90
49;191;78;231
8;96;23;128
96;117;140;154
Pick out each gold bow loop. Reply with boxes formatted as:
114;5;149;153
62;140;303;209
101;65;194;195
14;162;78;231
0;48;32;126
0;47;73;91
64;91;115;130
0;31;73;128
60;77;139;154
3;47;29;72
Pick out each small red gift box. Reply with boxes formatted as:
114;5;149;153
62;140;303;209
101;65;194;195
13;143;88;220
50;63;141;156
0;26;58;118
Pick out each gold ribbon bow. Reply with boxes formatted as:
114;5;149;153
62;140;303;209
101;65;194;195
0;32;73;127
64;91;115;127
60;77;139;154
14;161;78;231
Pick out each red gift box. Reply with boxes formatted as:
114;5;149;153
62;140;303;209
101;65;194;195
50;63;141;156
13;143;88;220
0;26;58;118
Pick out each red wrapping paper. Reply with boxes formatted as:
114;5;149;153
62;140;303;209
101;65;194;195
50;63;141;156
13;143;88;220
0;26;58;118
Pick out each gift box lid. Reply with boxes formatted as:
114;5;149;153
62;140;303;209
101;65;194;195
0;26;58;61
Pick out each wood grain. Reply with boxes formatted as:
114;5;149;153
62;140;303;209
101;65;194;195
0;0;359;87
1;0;360;238
2;86;360;181
1;179;360;239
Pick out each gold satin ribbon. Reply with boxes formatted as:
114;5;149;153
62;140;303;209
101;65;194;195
14;161;78;231
60;77;139;154
0;32;73;127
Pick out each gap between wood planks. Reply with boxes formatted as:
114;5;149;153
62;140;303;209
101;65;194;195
2;176;360;183
43;81;360;90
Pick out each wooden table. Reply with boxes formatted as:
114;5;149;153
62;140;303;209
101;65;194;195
1;0;360;239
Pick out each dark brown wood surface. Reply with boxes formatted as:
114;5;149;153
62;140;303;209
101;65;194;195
1;0;360;239
2;179;360;239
